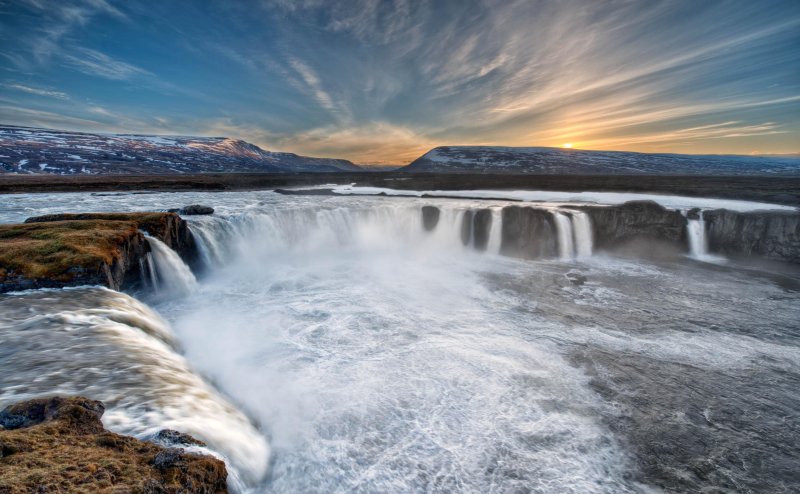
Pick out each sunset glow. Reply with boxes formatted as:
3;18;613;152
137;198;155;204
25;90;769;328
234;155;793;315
0;1;797;164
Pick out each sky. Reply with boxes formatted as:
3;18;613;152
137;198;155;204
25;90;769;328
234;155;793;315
0;0;798;165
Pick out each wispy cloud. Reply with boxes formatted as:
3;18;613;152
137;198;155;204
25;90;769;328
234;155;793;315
3;83;69;99
63;48;151;80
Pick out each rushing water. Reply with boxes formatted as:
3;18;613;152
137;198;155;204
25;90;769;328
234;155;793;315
1;190;799;493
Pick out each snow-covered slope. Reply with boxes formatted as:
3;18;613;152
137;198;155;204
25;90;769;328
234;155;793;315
0;125;361;175
404;146;800;176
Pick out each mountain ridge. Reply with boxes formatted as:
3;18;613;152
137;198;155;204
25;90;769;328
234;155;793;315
402;145;800;175
0;125;361;175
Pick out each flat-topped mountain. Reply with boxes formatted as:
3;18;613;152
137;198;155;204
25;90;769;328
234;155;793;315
403;146;800;175
0;125;361;175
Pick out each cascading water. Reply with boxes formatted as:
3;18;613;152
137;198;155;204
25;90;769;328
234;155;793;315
2;191;799;493
145;235;198;296
0;287;270;492
570;211;594;258
487;207;503;254
552;211;576;260
687;211;709;258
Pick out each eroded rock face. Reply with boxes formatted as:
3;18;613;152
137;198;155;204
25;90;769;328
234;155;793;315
705;209;800;263
500;206;558;259
24;212;200;268
472;209;493;251
0;221;150;293
421;206;440;231
460;210;475;246
0;396;228;493
584;201;687;252
0;212;203;293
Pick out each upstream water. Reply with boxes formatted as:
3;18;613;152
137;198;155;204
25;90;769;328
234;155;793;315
1;190;799;493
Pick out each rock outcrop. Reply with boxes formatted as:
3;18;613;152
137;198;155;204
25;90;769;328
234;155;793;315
704;209;800;263
421;206;440;231
472;209;493;251
0;396;227;493
583;201;687;253
500;206;558;259
24;212;200;267
0;212;200;293
169;205;215;216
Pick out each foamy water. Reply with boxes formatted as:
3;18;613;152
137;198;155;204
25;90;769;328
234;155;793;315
1;190;799;492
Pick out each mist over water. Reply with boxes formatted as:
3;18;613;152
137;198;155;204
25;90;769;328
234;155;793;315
1;190;799;493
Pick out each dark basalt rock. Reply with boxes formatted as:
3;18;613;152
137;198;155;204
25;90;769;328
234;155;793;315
500;206;558;259
154;429;207;448
179;205;215;215
583;201;688;252
566;271;587;286
460;210;474;246
472;209;493;251
421;206;440;231
704;209;800;263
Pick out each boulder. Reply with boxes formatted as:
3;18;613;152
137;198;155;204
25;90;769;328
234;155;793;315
179;205;215;215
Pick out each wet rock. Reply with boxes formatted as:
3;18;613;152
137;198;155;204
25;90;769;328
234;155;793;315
154;429;207;448
686;208;702;220
565;271;587;286
584;200;687;253
500;206;558;259
704;209;800;263
179;205;215;215
421;206;440;231
472;209;493;251
460;210;474;245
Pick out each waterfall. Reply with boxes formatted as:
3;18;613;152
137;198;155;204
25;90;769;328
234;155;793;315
687;211;709;258
145;236;198;296
552;212;575;260
570;211;593;258
487;207;503;254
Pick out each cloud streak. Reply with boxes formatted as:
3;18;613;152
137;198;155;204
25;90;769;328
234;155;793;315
0;0;797;163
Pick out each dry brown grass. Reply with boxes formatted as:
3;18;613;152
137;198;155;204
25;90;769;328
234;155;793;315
0;220;139;280
24;212;179;240
0;397;227;493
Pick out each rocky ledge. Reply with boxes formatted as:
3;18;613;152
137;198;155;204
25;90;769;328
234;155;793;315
0;396;227;493
0;212;199;293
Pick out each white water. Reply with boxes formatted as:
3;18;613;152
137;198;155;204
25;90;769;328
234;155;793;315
3;190;798;492
145;235;198;296
328;185;797;212
570;211;594;258
0;288;270;491
687;212;708;258
553;211;576;260
487;207;503;254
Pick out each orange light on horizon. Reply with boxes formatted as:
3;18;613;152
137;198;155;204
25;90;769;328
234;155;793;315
562;143;573;148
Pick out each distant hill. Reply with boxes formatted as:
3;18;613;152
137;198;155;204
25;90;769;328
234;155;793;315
403;146;800;176
0;125;361;175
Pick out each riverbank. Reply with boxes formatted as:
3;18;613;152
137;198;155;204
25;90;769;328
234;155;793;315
1;173;799;206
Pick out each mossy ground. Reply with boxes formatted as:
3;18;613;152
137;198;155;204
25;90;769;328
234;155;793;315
0;213;178;282
0;220;140;280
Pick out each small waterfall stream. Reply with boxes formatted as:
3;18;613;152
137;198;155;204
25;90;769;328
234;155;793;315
553;212;576;260
687;212;709;258
145;236;198;296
